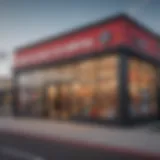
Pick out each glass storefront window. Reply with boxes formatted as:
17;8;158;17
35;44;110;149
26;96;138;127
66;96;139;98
70;82;95;117
128;58;158;118
95;55;118;120
70;82;82;116
75;59;97;82
17;54;119;121
97;55;117;79
96;80;118;120
62;64;75;81
59;83;72;120
69;55;119;120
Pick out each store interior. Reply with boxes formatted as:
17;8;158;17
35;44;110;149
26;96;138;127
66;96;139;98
128;57;158;118
17;54;119;120
16;53;159;121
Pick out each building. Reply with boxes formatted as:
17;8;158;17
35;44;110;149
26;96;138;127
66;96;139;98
13;14;160;125
0;76;13;116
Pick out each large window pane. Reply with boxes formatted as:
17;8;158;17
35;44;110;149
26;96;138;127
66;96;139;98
75;59;97;82
70;54;119;120
128;58;158;118
93;55;118;120
17;54;119;121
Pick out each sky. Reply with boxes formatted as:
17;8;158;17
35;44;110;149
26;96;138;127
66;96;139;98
0;0;160;76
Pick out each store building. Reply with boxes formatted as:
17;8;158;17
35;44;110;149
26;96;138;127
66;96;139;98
13;14;160;125
0;77;13;116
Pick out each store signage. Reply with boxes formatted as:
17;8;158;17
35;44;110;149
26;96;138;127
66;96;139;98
134;38;147;49
128;26;160;60
99;31;111;44
14;18;160;69
14;18;126;69
16;38;95;67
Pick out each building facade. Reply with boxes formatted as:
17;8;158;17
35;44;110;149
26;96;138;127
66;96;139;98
0;77;13;116
13;14;160;125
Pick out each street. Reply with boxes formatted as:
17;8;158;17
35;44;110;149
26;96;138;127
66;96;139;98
0;132;145;160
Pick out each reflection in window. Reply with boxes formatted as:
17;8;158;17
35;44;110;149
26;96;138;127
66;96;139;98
75;59;97;82
17;54;119;121
129;58;158;117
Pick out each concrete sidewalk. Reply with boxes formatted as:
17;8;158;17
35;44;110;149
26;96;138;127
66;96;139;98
0;105;13;117
0;117;160;158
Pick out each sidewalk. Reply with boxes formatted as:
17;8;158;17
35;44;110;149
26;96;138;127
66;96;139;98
0;105;13;117
0;117;160;158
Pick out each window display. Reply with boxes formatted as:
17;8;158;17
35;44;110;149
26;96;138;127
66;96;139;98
60;83;72;120
17;54;119;120
79;82;95;117
75;59;97;82
128;58;158;118
96;55;118;120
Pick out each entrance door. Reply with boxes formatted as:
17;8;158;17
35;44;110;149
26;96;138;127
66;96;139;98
60;83;72;120
43;84;59;119
43;82;72;120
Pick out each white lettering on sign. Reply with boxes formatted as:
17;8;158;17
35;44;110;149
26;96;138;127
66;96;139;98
16;38;95;66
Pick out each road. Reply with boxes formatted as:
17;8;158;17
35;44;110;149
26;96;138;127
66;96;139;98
0;132;153;160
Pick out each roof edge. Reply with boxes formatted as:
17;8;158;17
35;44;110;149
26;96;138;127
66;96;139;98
15;13;159;54
15;13;127;53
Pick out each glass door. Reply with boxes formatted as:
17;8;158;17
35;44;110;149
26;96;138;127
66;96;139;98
44;84;58;119
44;82;73;120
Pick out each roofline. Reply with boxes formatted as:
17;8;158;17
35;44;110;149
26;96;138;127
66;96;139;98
124;15;160;40
15;12;125;53
15;13;159;53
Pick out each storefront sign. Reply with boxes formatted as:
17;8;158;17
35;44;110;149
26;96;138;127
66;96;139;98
134;38;147;49
14;16;160;69
126;23;160;59
99;31;112;44
14;19;126;69
16;38;94;66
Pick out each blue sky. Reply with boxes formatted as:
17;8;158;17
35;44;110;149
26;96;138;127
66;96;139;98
0;0;160;76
